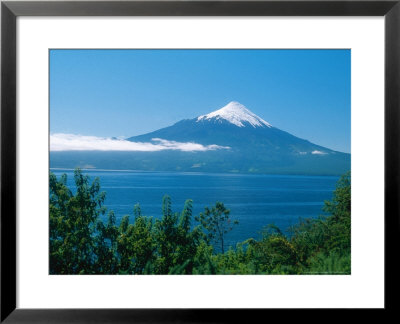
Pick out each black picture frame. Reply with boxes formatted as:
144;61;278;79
1;0;399;322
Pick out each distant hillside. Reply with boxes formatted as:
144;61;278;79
50;101;350;175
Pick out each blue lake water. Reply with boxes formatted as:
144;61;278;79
50;169;339;249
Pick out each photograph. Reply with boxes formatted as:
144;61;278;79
49;49;351;275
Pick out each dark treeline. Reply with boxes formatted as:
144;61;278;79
50;169;350;275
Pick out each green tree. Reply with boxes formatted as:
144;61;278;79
172;199;201;273
195;202;238;254
323;171;351;221
251;226;298;273
322;171;351;252
116;207;155;274
94;211;119;273
192;241;217;274
153;195;179;273
49;168;351;275
153;196;201;274
129;205;155;274
49;168;107;274
289;171;351;273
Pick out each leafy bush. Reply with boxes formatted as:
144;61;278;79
49;169;351;275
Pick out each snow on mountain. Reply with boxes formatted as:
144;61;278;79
196;101;272;128
51;101;350;175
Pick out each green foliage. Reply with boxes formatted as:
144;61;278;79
289;171;351;274
308;251;351;274
50;169;108;274
94;211;119;273
153;195;180;274
192;241;217;274
50;169;351;275
116;212;155;274
252;231;298;273
195;202;239;253
213;242;257;274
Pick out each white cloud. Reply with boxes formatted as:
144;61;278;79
311;150;328;155
50;133;230;152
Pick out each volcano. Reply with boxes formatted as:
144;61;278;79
50;101;350;175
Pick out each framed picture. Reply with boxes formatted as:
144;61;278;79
1;0;399;321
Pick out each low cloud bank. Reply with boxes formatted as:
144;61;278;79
311;150;328;155
50;133;230;152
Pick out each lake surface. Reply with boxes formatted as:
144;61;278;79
50;169;339;249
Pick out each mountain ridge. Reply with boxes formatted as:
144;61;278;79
50;101;350;175
127;101;340;156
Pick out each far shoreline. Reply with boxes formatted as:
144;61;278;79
49;167;342;179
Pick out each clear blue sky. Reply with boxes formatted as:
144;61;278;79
50;49;350;153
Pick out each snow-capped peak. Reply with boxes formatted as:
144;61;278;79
196;101;272;128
